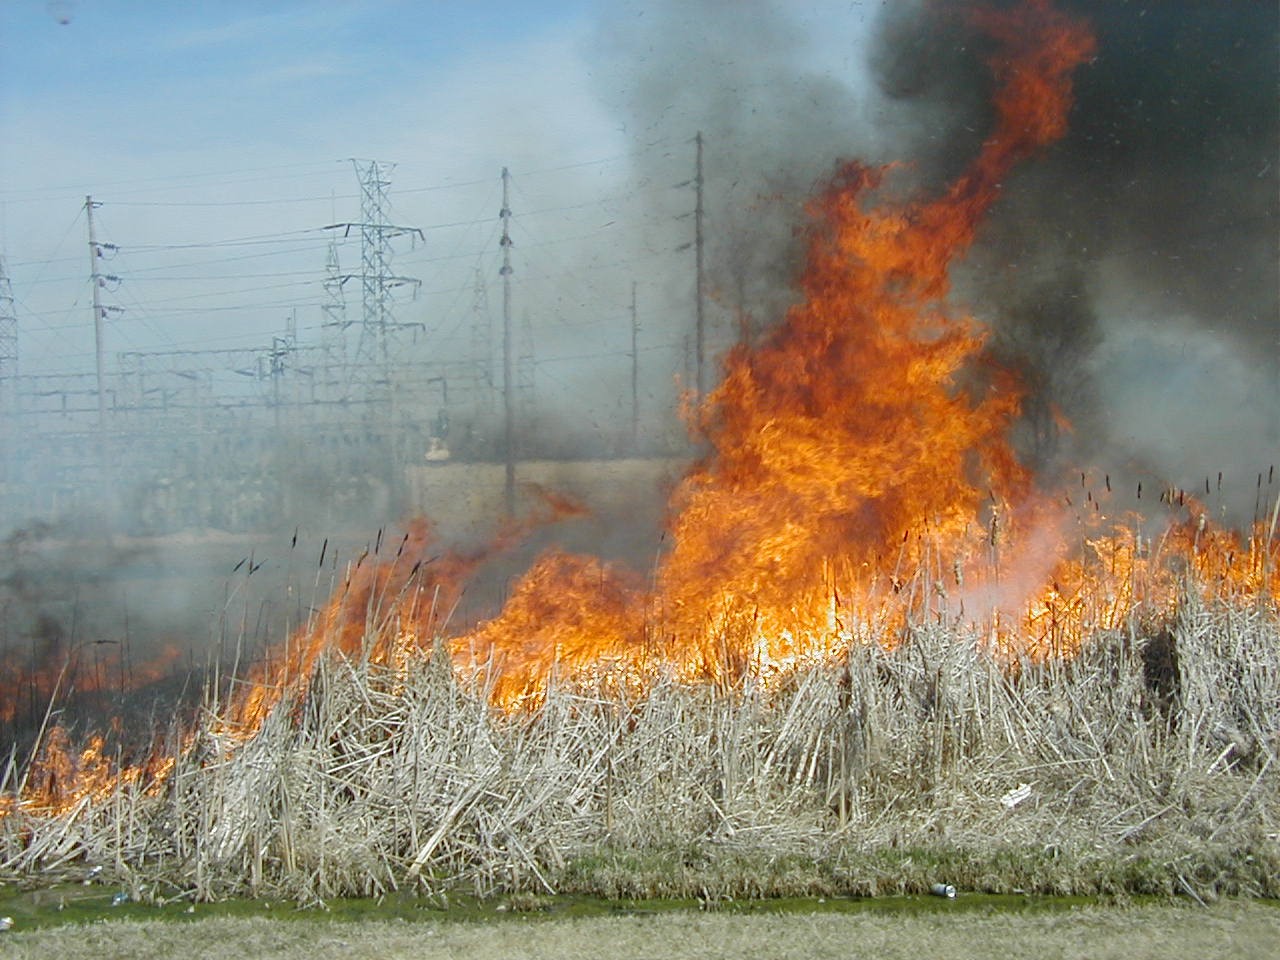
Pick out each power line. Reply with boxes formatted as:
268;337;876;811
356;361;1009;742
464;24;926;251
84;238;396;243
0;160;347;202
0;140;681;208
127;228;329;251
106;194;362;209
23;267;328;287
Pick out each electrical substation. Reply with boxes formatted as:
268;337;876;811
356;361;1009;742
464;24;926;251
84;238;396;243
0;153;709;541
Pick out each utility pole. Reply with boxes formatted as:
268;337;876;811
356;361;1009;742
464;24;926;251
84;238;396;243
0;256;15;492
86;196;106;432
85;196;122;504
630;281;639;450
694;131;706;402
500;167;516;519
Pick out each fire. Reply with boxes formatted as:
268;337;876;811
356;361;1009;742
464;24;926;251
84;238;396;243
0;641;185;727
460;0;1098;699
8;723;176;815
3;1;1277;814
218;518;476;735
221;490;589;733
1029;497;1280;639
458;551;645;706
0;637;185;813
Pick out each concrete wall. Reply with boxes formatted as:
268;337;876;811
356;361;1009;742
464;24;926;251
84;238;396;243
404;457;689;542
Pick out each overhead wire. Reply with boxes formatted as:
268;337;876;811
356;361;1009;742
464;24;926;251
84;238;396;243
0;160;348;204
88;206;189;355
5;147;698;366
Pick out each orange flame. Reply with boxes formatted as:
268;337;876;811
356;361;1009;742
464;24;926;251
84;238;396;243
459;0;1099;701
222;489;590;732
4;2;1277;812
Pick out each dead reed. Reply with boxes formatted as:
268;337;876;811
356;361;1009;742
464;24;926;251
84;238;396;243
0;582;1275;906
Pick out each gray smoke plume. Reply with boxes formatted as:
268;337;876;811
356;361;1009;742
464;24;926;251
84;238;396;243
591;0;883;342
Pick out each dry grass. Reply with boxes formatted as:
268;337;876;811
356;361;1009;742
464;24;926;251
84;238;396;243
0;901;1277;960
0;590;1275;904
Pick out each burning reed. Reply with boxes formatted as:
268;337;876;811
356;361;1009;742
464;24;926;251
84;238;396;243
0;584;1275;904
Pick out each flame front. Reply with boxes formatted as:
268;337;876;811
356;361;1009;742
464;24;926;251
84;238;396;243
4;1;1278;815
461;0;1101;700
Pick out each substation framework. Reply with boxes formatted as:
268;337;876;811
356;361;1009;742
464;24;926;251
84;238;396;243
0;162;512;533
0;137;712;534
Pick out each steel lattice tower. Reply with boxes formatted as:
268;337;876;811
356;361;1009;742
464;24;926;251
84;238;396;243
356;159;392;366
325;160;423;385
321;234;349;339
355;160;421;371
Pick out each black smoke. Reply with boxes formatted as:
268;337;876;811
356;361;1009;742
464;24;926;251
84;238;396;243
875;1;1279;488
591;0;882;342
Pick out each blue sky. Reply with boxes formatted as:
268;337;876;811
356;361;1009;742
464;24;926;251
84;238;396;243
4;1;600;168
0;0;880;419
0;1;640;376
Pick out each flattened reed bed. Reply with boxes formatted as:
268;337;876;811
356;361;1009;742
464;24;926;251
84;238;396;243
1;599;1276;904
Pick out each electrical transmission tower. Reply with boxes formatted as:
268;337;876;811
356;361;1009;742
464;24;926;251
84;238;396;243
321;233;349;339
318;232;350;399
324;160;424;383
